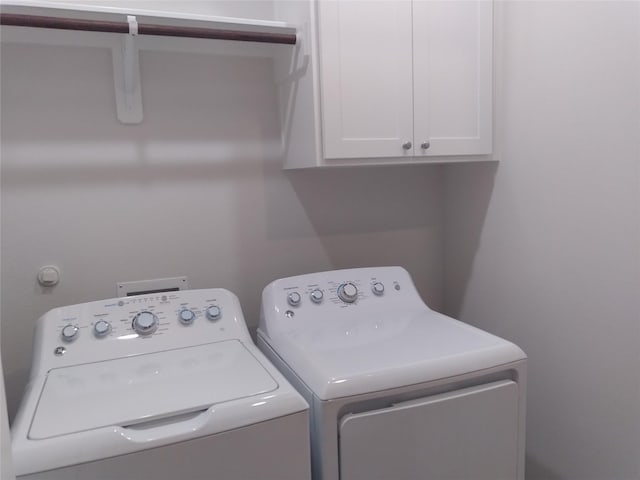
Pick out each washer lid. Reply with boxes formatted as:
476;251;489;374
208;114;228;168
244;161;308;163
260;308;526;400
29;340;277;439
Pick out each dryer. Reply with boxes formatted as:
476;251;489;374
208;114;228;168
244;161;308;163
257;266;527;480
12;288;310;480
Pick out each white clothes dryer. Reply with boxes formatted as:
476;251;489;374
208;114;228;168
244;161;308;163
12;288;310;480
257;267;527;480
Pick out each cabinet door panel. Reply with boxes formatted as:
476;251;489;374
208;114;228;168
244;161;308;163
413;1;493;156
317;1;414;159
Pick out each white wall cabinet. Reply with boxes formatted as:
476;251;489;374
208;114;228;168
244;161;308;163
276;0;495;168
318;1;415;160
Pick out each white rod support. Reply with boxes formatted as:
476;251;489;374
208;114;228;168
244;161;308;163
124;16;138;98
127;15;138;36
112;14;143;124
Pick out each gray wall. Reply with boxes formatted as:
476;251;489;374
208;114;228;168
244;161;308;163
445;2;640;479
0;32;444;418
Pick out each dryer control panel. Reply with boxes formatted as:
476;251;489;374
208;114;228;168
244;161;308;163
259;266;430;341
264;266;424;312
31;288;250;375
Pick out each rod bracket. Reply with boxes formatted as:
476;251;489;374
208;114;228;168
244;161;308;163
112;14;143;124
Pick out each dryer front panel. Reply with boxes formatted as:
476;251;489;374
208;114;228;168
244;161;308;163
339;380;519;480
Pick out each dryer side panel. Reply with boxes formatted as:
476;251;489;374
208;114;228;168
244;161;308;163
339;380;519;480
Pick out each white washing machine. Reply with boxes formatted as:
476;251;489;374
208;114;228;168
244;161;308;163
12;288;311;480
257;266;527;480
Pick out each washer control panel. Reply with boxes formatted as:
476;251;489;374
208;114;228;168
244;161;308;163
33;288;248;373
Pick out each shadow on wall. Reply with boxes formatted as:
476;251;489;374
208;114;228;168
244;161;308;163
273;164;445;308
443;162;498;318
525;455;563;480
285;165;443;236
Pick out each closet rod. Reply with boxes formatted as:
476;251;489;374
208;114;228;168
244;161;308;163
0;13;297;45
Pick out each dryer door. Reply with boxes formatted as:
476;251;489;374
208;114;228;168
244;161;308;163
339;380;519;480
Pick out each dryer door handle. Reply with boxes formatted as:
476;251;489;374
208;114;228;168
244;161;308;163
118;408;211;443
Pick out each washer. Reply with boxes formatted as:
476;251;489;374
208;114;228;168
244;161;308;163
257;267;527;480
12;288;310;480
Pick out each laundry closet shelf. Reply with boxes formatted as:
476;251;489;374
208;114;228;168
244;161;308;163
0;1;298;45
0;1;298;124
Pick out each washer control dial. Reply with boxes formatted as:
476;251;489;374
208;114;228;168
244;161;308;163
337;282;358;303
178;309;196;325
287;291;302;307
61;324;79;342
205;305;222;321
93;320;111;338
372;282;385;296
132;311;158;336
310;289;324;304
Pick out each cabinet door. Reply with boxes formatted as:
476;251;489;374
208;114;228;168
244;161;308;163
317;1;414;159
413;1;493;156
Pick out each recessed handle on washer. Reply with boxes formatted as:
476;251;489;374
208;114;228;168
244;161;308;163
118;408;211;443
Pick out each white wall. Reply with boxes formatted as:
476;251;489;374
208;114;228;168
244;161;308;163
0;23;445;419
445;2;640;479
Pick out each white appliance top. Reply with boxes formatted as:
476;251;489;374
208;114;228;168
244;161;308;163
25;288;253;376
30;341;276;439
12;288;308;476
258;267;526;400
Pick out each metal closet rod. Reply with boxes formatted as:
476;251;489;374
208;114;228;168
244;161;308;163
0;13;297;45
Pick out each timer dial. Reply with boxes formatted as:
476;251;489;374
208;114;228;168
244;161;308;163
132;311;158;336
337;282;358;303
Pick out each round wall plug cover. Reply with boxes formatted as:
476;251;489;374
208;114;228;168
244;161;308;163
38;265;60;287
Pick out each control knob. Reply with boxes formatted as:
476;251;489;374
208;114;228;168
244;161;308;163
287;291;302;307
93;320;111;338
205;305;222;321
178;309;196;325
337;282;358;303
61;324;79;342
310;289;324;304
132;311;158;336
372;282;385;296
